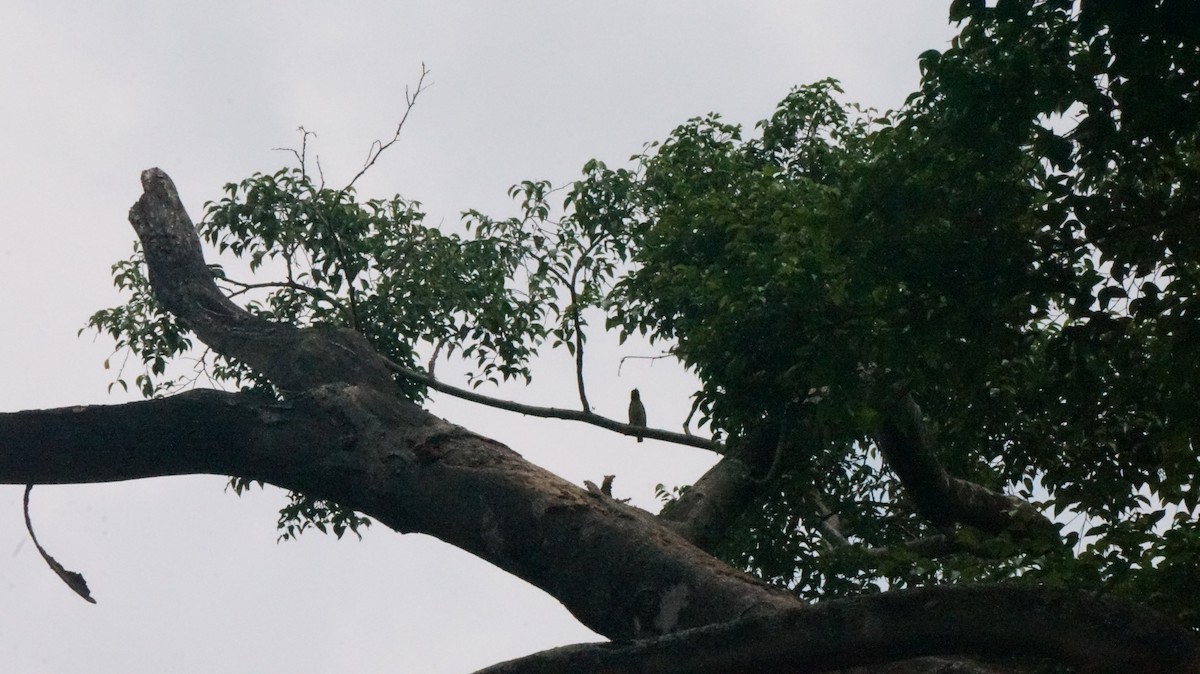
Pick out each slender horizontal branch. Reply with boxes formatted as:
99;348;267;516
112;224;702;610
382;357;722;453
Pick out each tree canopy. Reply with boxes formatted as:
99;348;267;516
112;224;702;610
5;1;1200;672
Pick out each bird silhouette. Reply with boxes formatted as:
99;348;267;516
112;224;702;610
628;389;647;442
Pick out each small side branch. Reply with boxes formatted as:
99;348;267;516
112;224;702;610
344;64;432;192
567;286;590;413
564;233;609;413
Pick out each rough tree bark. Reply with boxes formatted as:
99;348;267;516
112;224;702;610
1;169;1198;673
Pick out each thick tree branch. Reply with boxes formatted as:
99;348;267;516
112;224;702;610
0;390;317;484
0;376;791;642
657;424;778;550
658;423;852;553
876;394;1055;539
477;584;1200;674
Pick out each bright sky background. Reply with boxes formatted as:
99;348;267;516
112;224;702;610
0;3;956;672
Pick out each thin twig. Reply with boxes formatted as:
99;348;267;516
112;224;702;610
272;126;316;174
344;63;432;192
564;233;609;413
318;64;432;332
566;287;590;412
617;352;676;375
681;396;700;436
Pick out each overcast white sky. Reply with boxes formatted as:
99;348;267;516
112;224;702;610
0;3;956;672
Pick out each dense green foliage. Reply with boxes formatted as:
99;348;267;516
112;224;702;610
87;0;1200;625
606;0;1200;620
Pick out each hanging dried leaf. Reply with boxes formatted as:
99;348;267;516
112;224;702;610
23;485;97;604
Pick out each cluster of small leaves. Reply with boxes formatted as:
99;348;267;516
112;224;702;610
82;244;194;398
226;475;367;541
276;490;371;542
587;84;866;439
653;482;689;506
200;167;556;391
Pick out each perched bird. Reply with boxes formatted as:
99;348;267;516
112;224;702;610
628;389;647;442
